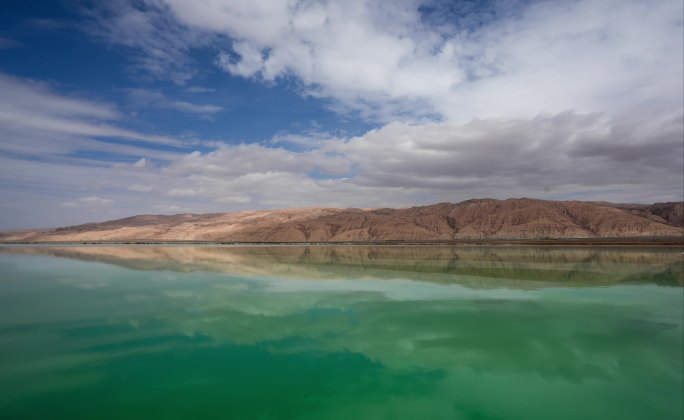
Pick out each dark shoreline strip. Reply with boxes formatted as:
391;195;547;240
1;237;683;246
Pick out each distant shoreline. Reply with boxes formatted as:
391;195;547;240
1;237;682;247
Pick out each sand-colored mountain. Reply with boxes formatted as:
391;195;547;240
1;198;682;242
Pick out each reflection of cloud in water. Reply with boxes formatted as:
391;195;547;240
177;283;681;379
0;248;681;419
59;276;111;289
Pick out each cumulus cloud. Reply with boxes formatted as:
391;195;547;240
150;111;681;208
58;110;671;218
340;111;684;199
83;0;683;121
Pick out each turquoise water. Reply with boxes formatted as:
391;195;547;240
0;246;682;419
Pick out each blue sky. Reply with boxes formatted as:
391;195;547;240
0;0;682;228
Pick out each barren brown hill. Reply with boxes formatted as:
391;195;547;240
1;198;682;243
608;202;684;226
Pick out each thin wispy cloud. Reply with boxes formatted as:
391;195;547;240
60;196;114;208
0;37;22;49
80;0;215;85
125;88;223;116
0;73;186;151
183;86;217;94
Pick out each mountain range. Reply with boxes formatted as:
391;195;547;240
1;198;682;243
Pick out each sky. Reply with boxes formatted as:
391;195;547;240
0;0;682;229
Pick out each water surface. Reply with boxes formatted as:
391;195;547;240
0;245;682;419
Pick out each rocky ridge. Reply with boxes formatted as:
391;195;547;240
1;198;682;242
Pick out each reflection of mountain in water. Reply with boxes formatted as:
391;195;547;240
2;245;681;288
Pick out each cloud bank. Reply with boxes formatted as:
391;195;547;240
1;70;681;228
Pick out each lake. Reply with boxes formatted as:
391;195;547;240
0;245;682;419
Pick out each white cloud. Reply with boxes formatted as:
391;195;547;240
174;0;462;120
270;130;346;150
339;110;684;200
217;42;267;78
74;111;675;216
86;0;683;121
164;143;351;179
60;196;114;208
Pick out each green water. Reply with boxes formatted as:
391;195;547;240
0;246;682;419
